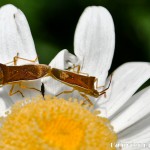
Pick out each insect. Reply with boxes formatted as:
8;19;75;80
0;53;50;97
48;65;112;105
0;53;111;105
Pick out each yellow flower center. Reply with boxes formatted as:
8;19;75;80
0;95;117;150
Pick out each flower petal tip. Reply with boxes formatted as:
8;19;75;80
0;4;18;13
74;5;115;85
0;4;37;64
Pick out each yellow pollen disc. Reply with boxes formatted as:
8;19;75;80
0;95;117;150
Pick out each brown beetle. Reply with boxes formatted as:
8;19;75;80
0;53;50;97
0;53;111;105
48;66;111;105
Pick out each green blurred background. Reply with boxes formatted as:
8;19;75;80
0;0;150;72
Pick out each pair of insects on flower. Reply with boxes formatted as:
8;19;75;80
0;53;111;105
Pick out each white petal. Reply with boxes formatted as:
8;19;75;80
74;6;115;85
119;116;150;142
0;88;13;116
42;50;78;96
118;114;150;149
0;4;37;64
106;62;150;118
112;86;150;133
0;4;41;102
50;49;78;69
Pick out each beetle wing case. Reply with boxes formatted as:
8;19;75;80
0;64;49;83
51;68;96;90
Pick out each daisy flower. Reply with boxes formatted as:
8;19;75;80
0;4;150;150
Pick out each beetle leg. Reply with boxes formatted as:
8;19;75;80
5;53;20;65
5;53;19;65
13;53;19;65
99;91;106;98
14;53;38;65
98;87;109;98
56;89;75;97
73;64;80;73
68;64;89;76
9;83;24;97
98;75;112;98
5;53;38;66
95;78;105;89
79;92;93;106
67;64;80;72
20;83;41;93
